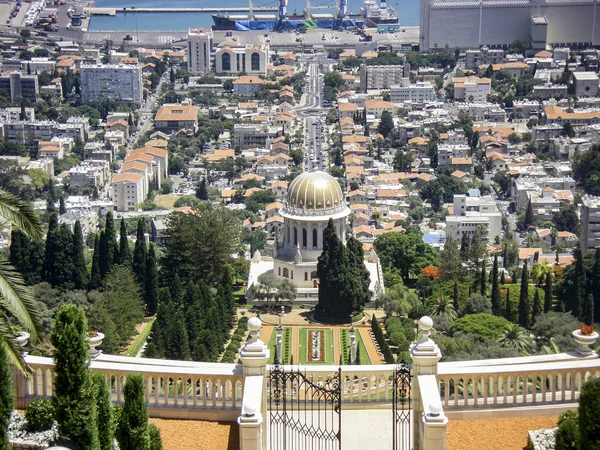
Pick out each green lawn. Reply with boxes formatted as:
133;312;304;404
339;329;372;365
298;328;334;365
267;327;292;364
125;317;155;357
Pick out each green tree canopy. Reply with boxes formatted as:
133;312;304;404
374;231;437;283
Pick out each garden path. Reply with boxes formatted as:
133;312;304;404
291;326;300;364
358;327;383;365
332;326;341;364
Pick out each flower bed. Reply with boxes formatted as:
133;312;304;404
307;329;325;362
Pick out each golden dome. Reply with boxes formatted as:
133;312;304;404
287;171;344;212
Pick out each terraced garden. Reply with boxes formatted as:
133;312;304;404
298;328;334;365
339;329;371;365
267;327;293;364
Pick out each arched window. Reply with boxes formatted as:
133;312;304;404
304;272;308;281
302;228;307;247
251;52;261;71
283;268;289;278
222;52;231;71
294;227;298;245
312;228;318;248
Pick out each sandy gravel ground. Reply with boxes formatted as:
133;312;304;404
447;416;559;450
358;327;383;364
149;419;239;450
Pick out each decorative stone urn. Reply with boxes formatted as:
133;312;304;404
14;331;30;348
572;329;599;356
88;332;105;357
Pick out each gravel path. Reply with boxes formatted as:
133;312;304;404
447;416;559;450
333;327;341;364
358;327;383;365
149;419;238;450
292;326;300;364
259;325;274;343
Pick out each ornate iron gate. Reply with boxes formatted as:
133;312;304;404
268;364;342;450
392;361;412;450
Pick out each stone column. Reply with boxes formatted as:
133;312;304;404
350;332;357;365
410;316;442;450
276;327;283;364
238;317;270;450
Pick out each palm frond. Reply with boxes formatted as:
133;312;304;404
0;190;43;240
0;258;41;344
0;320;30;375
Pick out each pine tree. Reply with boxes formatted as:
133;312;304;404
116;373;149;450
544;271;553;313
532;290;542;325
453;281;459;312
90;372;113;450
583;294;594;327
0;337;14;450
145;243;159;315
491;255;502;316
132;219;147;289
90;233;102;290
72;220;89;290
118;219;132;265
504;289;513;322
480;259;486;296
196;177;209;200
51;305;99;450
518;261;530;328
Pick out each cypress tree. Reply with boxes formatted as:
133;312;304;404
524;199;534;229
480;259;486;296
532;289;542;325
0;337;14;450
544;271;553;313
132;219;147;288
513;269;518;284
504;289;513;322
90;233;102;290
583;294;594;326
453;281;459;312
118;219;132;265
116;373;149;450
9;229;24;272
42;214;58;283
72;220;89;290
59;197;66;215
196;177;209;200
356;343;361;365
502;242;509;269
51;305;99;450
145;243;159;315
104;211;118;265
572;247;584;317
500;270;506;285
518;261;530;328
593;249;600;323
491;255;501;316
90;372;113;450
346;235;371;313
460;233;470;260
99;230;109;280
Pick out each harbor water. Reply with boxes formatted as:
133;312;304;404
88;0;420;31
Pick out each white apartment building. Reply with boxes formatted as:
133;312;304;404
112;172;146;212
390;82;436;103
359;64;407;91
437;144;470;166
512;176;576;210
187;28;213;74
446;194;502;243
69;160;111;192
464;47;506;70
234;123;278;148
453;76;491;102
80;64;143;104
21;58;56;73
581;195;600;252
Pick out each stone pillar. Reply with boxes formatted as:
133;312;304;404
238;317;270;450
410;316;442;450
421;403;448;450
276;327;283;364
350;332;357;365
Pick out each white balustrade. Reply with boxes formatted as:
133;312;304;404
18;354;243;421
437;355;600;413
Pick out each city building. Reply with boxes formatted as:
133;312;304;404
111;172;146;211
573;72;599;98
80;64;143;104
154;104;199;133
581;195;600;252
232;76;266;95
215;40;269;75
390;82;436;103
453;76;491;102
0;72;38;103
187;28;214;74
420;0;600;51
446;194;502;243
359;64;407;91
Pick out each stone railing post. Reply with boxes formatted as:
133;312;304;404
410;316;444;450
238;317;270;450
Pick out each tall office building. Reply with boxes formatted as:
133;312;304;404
187;28;214;74
0;72;39;103
80;64;143;104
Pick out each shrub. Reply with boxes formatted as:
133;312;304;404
460;294;492;316
91;372;113;450
148;423;164;450
389;331;408;348
116;373;149;450
450;314;511;341
555;418;578;450
578;376;600;449
25;399;54;432
0;336;14;449
558;410;578;426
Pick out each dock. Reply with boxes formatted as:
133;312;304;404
85;6;278;16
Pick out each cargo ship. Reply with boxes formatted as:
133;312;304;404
211;0;397;30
